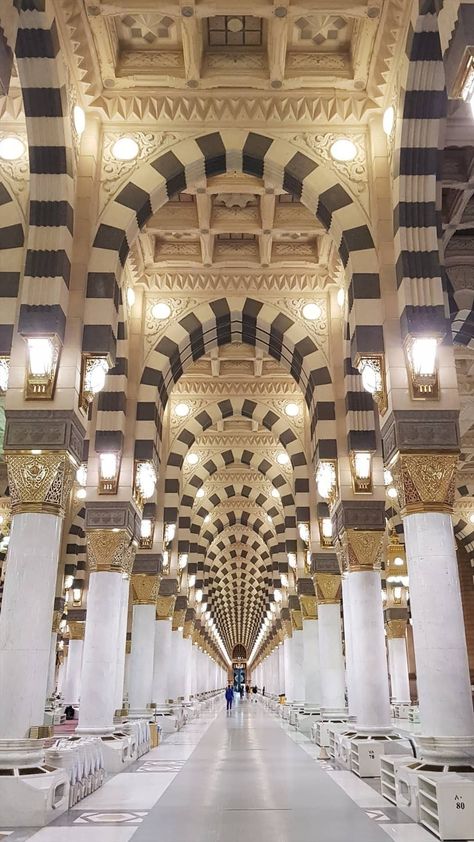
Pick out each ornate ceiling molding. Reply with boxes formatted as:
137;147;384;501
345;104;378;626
141;271;334;293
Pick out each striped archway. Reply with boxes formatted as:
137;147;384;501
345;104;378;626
0;180;24;358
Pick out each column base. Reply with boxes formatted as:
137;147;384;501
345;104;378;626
76;725;116;736
320;707;349;720
0;740;69;827
417;735;474;766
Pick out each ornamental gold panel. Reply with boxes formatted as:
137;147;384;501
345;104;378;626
131;574;159;605
6;451;77;517
86;529;131;573
391;452;458;515
183;619;194;638
156;595;175;620
315;573;341;604
68;621;85;640
339;529;384;573
282;618;293;639
291;610;303;631
51;610;62;634
386;619;407;640
172;609;186;631
299;595;318;619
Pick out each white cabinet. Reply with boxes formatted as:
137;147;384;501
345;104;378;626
418;773;474;840
380;754;414;804
350;736;410;778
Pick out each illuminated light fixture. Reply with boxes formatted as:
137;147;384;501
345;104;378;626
330;138;357;162
72;587;82;605
319;516;333;548
393;585;403;602
175;402;190;418
470;513;474;525
162;549;170;569
405;336;440;399
271;487;280;499
384;468;393;487
350;450;373;494
204;514;211;523
178;553;188;569
285;402;300;417
76;464;87;487
287;552;297;569
381;589;387;603
302;302;321;321
383;105;395;136
59;618;67;633
127;287;135;308
64;575;74;590
76;487;86;500
267;514;273;523
355;354;388;415
164;523;176;546
80;355;109;411
111;136;139;161
337;287;345;309
73;105;86;136
188;574;196;588
273;588;282;603
177;625;184;632
24;335;60;399
281;573;288;587
98;451;121;494
0;357;9;393
316;460;338;505
151;301;171;320
0;135;25;161
134;460;157;505
386;531;406;572
298;522;310;544
139;517;154;549
277;451;290;466
387;486;398;499
187;452;199;465
196;488;205;499
195;588;203;603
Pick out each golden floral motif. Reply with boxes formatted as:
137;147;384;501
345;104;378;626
156;595;175;620
339;529;384;573
291;610;303;631
67;621;85;641
315;573;341;604
131;574;159;605
385;619;407;640
86;529;131;573
172;609;186;631
391;452;458;516
6;451;77;518
299;594;318;619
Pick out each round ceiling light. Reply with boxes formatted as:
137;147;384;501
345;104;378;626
0;136;25;161
387;486;398;499
187;452;199;465
302;302;321;321
111;136;139;161
175;402;190;418
330;138;357;162
271;488;280;499
73;105;86;136
196;488;205;498
151;301;171;320
383;106;395;136
285;402;299;418
227;16;243;31
277;452;290;465
337;288;345;308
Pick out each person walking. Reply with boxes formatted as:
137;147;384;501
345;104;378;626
252;685;258;703
239;685;244;700
225;684;234;714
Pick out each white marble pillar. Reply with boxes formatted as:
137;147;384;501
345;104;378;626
349;568;391;733
168;630;183;700
292;629;305;701
303;619;321;705
0;512;63;738
128;603;155;711
63;635;84;705
114;575;130;710
283;638;294;701
46;631;58;699
404;511;474;760
341;574;356;716
278;644;285;695
152;618;172;704
387;631;411;704
318;602;346;715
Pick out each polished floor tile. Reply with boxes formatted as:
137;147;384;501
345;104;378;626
74;772;176;810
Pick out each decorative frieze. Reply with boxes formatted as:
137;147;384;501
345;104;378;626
390;452;459;516
131;573;159;605
6;451;77;518
315;572;342;604
86;529;132;574
337;529;384;574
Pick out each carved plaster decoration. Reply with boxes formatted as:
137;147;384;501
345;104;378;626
0;131;29;218
144;296;200;352
391;453;459;517
338;529;384;573
143;271;332;293
314;572;341;604
67;621;85;641
131;573;159;605
6;451;77;518
274;296;329;359
86;528;131;573
156;595;175;620
173;381;301;397
299;594;318;620
385;619;407;640
100;131;180;212
289;131;368;207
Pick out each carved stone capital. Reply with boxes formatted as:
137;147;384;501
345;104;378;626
68;621;85;641
131;573;159;605
299;594;318;619
385;619;407;640
315;572;341;604
52;610;62;634
391;452;458;516
86;529;132;573
338;529;384;573
6;451;77;517
172;595;188;631
156;595;175;620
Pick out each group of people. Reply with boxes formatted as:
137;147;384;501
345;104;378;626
225;683;260;712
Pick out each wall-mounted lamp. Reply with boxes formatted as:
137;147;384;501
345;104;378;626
178;553;188;570
405;336;440;399
287;552;297;569
350;450;373;493
98;451;121;494
319;516;333;548
134;460;157;508
0;356;10;393
139;517;155;549
80;354;110;412
164;523;176;547
24;335;60;399
355;353;388;415
316;460;338;506
297;522;310;545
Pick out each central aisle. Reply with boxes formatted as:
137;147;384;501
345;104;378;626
130;700;394;842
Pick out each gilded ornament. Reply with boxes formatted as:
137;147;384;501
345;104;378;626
68;621;85;641
299;594;318;619
338;529;384;573
156;595;176;620
51;610;62;634
131;574;159;605
6;451;77;517
86;529;131;573
385;619;407;640
315;573;341;604
172;609;186;631
391;452;458;516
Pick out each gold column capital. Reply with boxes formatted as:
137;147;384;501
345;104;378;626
385;619;407;640
390;451;458;516
156;595;175;620
68;620;85;640
52;610;62;634
299;594;318;620
6;450;77;518
315;572;342;604
131;573;159;605
86;528;132;573
338;529;384;573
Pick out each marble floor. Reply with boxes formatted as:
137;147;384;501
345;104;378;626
2;700;456;842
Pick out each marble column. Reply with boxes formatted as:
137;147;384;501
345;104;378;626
386;621;411;704
291;628;305;701
168;630;183;701
0;451;76;743
63;622;85;705
114;574;131;711
77;528;134;735
283;637;294;701
278;644;285;695
128;574;158;713
341;573;356;716
152;618;173;704
303;619;321;705
315;573;346;716
340;529;391;733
